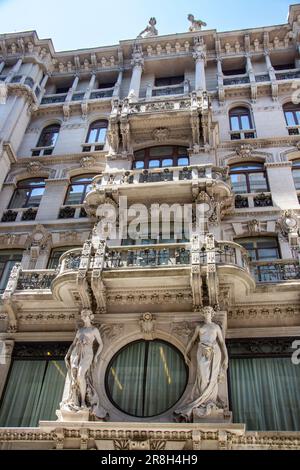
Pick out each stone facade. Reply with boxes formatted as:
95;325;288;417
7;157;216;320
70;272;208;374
0;5;300;450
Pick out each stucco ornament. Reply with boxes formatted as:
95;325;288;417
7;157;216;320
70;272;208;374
137;17;158;38
174;306;228;422
188;14;207;32
60;309;108;420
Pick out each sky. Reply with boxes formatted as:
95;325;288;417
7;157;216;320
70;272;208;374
0;0;296;51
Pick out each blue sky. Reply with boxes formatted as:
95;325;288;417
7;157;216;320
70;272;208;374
0;0;295;51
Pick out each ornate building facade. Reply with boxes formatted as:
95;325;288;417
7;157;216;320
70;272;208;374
0;5;300;451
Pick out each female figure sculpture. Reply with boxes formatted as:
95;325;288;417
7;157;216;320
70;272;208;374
175;307;228;422
60;309;107;419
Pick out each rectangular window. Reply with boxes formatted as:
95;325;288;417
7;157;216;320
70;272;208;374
0;251;22;293
229;356;300;431
0;344;68;427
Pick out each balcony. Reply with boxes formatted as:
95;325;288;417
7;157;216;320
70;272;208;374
287;125;300;136
251;260;300;283
16;270;56;291
90;87;114;100
86;165;232;208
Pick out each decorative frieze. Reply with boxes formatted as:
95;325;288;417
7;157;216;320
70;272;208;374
228;305;300;320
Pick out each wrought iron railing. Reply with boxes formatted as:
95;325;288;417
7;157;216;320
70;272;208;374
90;88;114;99
275;70;300;80
224;76;250;86
152;84;184;97
251;260;300;283
16;270;56;290
104;244;190;269
41;93;67;104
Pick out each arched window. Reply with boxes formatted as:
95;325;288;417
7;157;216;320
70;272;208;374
32;124;60;156
292;160;300;190
0;250;23;293
229;107;255;140
229;163;268;194
83;120;108;152
106;340;188;418
9;178;46;209
64;175;96;206
283;103;300;134
133;146;189;170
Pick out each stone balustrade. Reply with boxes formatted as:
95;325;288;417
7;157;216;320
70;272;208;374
91;165;230;188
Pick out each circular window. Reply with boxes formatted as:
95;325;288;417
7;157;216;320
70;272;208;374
106;340;188;418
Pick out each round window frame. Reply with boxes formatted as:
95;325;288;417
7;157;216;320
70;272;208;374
105;339;188;419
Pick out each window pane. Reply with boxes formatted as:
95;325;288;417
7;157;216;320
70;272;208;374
230;358;300;431
296;111;300;125
97;128;107;143
162;159;173;167
230;116;240;131
9;188;29;209
106;340;187;418
135;161;144;169
230;174;248;194
257;248;279;261
293;169;300;189
65;184;85;205
27;188;45;207
87;128;98;143
149;159;160;168
285;111;296;126
0;360;67;427
0;254;22;292
178;157;189;166
249;173;268;193
38;127;59;147
240;114;251;129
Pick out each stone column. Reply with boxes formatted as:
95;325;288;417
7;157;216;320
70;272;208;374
113;69;123;98
0;61;5;75
264;51;276;80
246;54;255;80
216;57;225;102
83;73;96;101
5;58;22;83
193;39;207;92
67;75;79;101
128;47;144;101
0;340;14;398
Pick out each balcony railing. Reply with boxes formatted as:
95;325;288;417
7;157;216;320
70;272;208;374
104;243;191;269
255;74;270;83
199;241;250;271
90;87;114;100
1;207;38;223
151;84;185;97
234;192;273;209
230;129;256;140
223;75;250;86
31;146;55;156
16;270;56;290
58;249;83;274
58;205;87;219
92;165;230;188
251;260;300;283
41;93;67;105
287;125;300;136
275;70;300;81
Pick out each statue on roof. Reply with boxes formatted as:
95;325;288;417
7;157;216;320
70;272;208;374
138;17;158;38
188;14;207;32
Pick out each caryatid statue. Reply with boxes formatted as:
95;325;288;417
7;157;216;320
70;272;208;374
60;309;108;419
188;14;207;32
138;17;158;38
174;306;228;422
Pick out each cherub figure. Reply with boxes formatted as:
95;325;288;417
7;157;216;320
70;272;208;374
138;17;158;38
188;14;207;32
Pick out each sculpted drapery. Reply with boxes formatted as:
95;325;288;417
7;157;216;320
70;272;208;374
60;309;107;419
175;307;228;422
